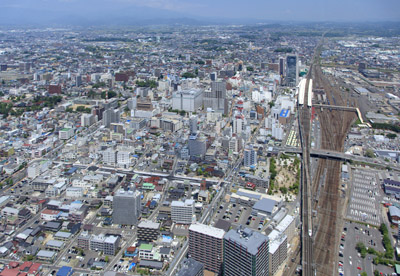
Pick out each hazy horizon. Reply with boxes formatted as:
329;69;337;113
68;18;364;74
0;0;399;26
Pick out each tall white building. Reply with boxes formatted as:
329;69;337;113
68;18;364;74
233;117;244;134
117;151;131;166
229;137;238;153
189;115;198;134
268;230;288;276
103;149;117;165
171;199;195;224
272;122;284;140
102;109;120;128
81;114;96;127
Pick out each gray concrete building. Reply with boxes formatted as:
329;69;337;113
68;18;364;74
223;227;269;276
172;89;203;112
112;189;141;225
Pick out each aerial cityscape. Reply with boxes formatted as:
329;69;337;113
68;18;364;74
0;1;399;276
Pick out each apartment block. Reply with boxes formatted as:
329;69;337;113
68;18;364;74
137;220;160;242
189;223;225;274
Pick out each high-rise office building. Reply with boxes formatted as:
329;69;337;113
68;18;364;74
189;223;225;274
244;146;257;167
171;199;194;224
286;55;298;87
279;57;285;83
81;114;96;127
203;81;228;115
112;189;141;225
188;134;207;158
102;109;120;128
210;72;217;81
233;117;244;134
75;75;82;87
189;115;198;134
223;227;269;276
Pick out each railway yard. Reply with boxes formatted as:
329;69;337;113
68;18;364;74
311;55;357;276
296;41;360;276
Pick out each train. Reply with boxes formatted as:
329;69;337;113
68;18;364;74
298;79;306;106
307;79;313;107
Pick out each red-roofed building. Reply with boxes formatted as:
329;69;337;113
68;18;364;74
19;262;32;272
48;85;61;94
0;268;20;276
8;262;19;269
246;182;256;190
40;209;61;221
0;262;42;276
27;263;42;276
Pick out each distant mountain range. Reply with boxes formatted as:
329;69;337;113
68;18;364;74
0;3;399;27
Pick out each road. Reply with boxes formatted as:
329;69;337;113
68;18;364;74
165;110;266;276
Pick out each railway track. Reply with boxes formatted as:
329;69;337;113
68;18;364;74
310;45;356;275
298;66;314;275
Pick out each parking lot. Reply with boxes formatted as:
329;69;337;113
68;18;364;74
212;201;263;231
346;169;381;226
340;221;394;276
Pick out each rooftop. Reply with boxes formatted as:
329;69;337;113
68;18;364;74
224;227;269;255
176;258;203;276
139;243;153;251
189;223;225;239
138;220;160;229
252;198;277;214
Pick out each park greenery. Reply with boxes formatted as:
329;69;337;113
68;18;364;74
181;72;197;78
136;80;158;88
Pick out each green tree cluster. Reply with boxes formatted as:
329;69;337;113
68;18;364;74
372;122;400;133
76;106;92;113
136;80;157;88
92;82;106;88
101;90;117;99
380;223;394;259
268;158;277;194
274;47;293;53
386;133;397;139
181;72;196;78
356;242;367;258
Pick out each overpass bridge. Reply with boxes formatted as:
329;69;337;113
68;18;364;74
279;146;400;169
313;104;364;124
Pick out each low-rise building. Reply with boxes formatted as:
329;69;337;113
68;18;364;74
36;250;56;262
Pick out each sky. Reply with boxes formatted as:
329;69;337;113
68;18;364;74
0;0;399;25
